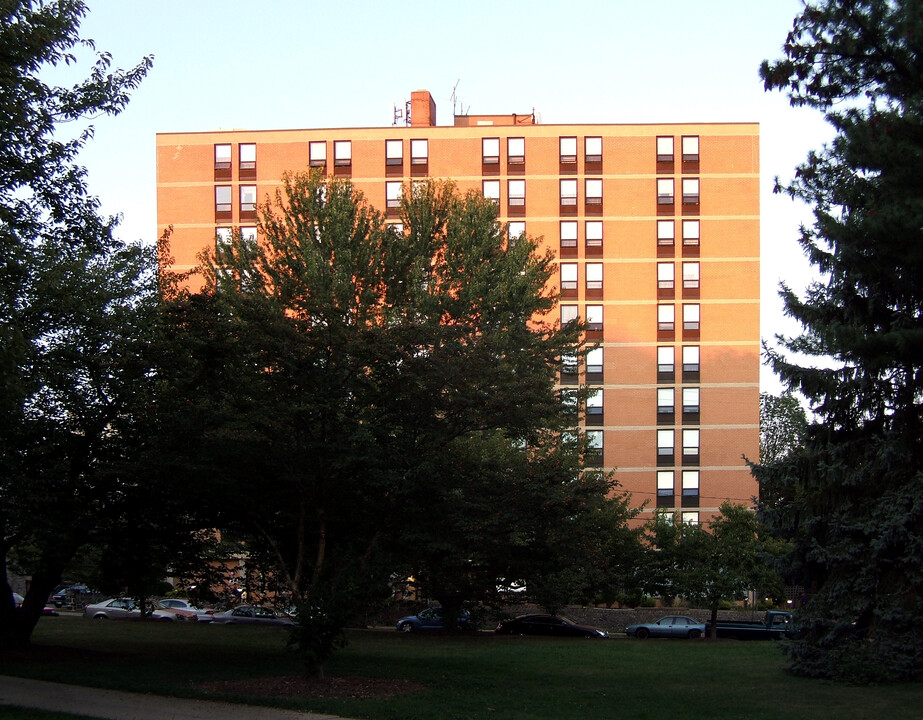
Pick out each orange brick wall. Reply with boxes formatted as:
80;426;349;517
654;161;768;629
156;107;760;524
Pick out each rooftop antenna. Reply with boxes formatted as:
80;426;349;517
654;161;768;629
392;100;411;126
450;79;468;116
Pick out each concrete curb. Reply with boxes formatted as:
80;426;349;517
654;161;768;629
0;675;348;720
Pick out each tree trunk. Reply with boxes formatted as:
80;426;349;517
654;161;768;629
1;570;62;650
708;605;719;640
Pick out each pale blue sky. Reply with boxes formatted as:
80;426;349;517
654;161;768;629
68;0;830;392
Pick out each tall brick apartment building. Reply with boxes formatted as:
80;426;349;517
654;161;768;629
156;90;760;522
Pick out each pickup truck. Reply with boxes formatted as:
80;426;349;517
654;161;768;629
705;610;794;640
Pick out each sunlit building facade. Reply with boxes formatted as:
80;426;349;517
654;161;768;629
156;90;760;522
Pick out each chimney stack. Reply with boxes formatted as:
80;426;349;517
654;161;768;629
411;89;436;127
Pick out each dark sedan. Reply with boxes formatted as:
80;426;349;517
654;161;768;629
495;614;608;638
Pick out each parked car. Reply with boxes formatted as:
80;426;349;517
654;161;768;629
149;600;198;622
210;605;295;627
83;598;177;621
704;610;794;640
12;592;59;616
625;615;706;639
51;584;93;608
157;598;215;622
395;607;474;632
495;614;609;638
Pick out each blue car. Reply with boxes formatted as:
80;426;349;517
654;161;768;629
396;607;473;632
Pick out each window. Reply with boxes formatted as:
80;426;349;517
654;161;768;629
561;388;580;416
585;136;602;163
658;304;675;331
586;429;603;465
682;387;700;414
239;142;256;172
682;470;699;497
560;179;578;206
586;388;603;416
656;136;674;163
507;221;526;242
410;138;428;165
386;181;402;209
309;141;326;168
683;303;700;331
585;178;603;205
482;137;500;164
240;185;257;214
682;262;700;289
385;139;403;166
657;346;675;374
657;470;674;506
682;178;700;205
333;140;351;167
561;304;579;325
682;219;700;246
681;511;699;525
657;219;675;246
239;226;257;243
657;178;674;204
508;179;525;206
215;185;232;215
682;345;700;373
560;221;578;248
657;387;674;415
657;263;675;290
682;135;699;162
586;221;603;247
507;137;525;164
586;263;603;291
586;347;603;375
214;143;232;181
389;222;404;235
559;136;577;164
658;429;674;458
215;226;232;252
482;179;500;204
586;304;603;332
682;429;700;462
561;352;578;377
560;263;578;292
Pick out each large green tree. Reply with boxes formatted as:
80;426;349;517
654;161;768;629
757;0;923;681
0;0;153;648
643;504;784;638
158;172;620;668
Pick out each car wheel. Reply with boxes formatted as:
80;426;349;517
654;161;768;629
93;615;108;620
688;629;702;639
398;621;414;632
635;627;650;639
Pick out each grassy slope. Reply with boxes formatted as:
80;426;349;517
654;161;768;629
0;617;920;720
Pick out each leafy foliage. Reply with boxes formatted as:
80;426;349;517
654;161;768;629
0;0;154;647
158;172;628;669
642;504;785;635
758;0;923;681
759;392;808;466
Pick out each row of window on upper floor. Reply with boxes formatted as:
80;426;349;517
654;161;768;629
557;261;699;298
582;426;702;469
559;384;700;426
212;135;701;178
217;178;701;223
559;344;700;384
556;302;702;339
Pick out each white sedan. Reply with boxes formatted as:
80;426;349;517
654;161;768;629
83;598;181;621
157;598;215;622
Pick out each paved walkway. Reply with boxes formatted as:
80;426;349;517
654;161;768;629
0;675;349;720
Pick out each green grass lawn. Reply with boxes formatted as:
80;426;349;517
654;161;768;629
1;616;921;720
